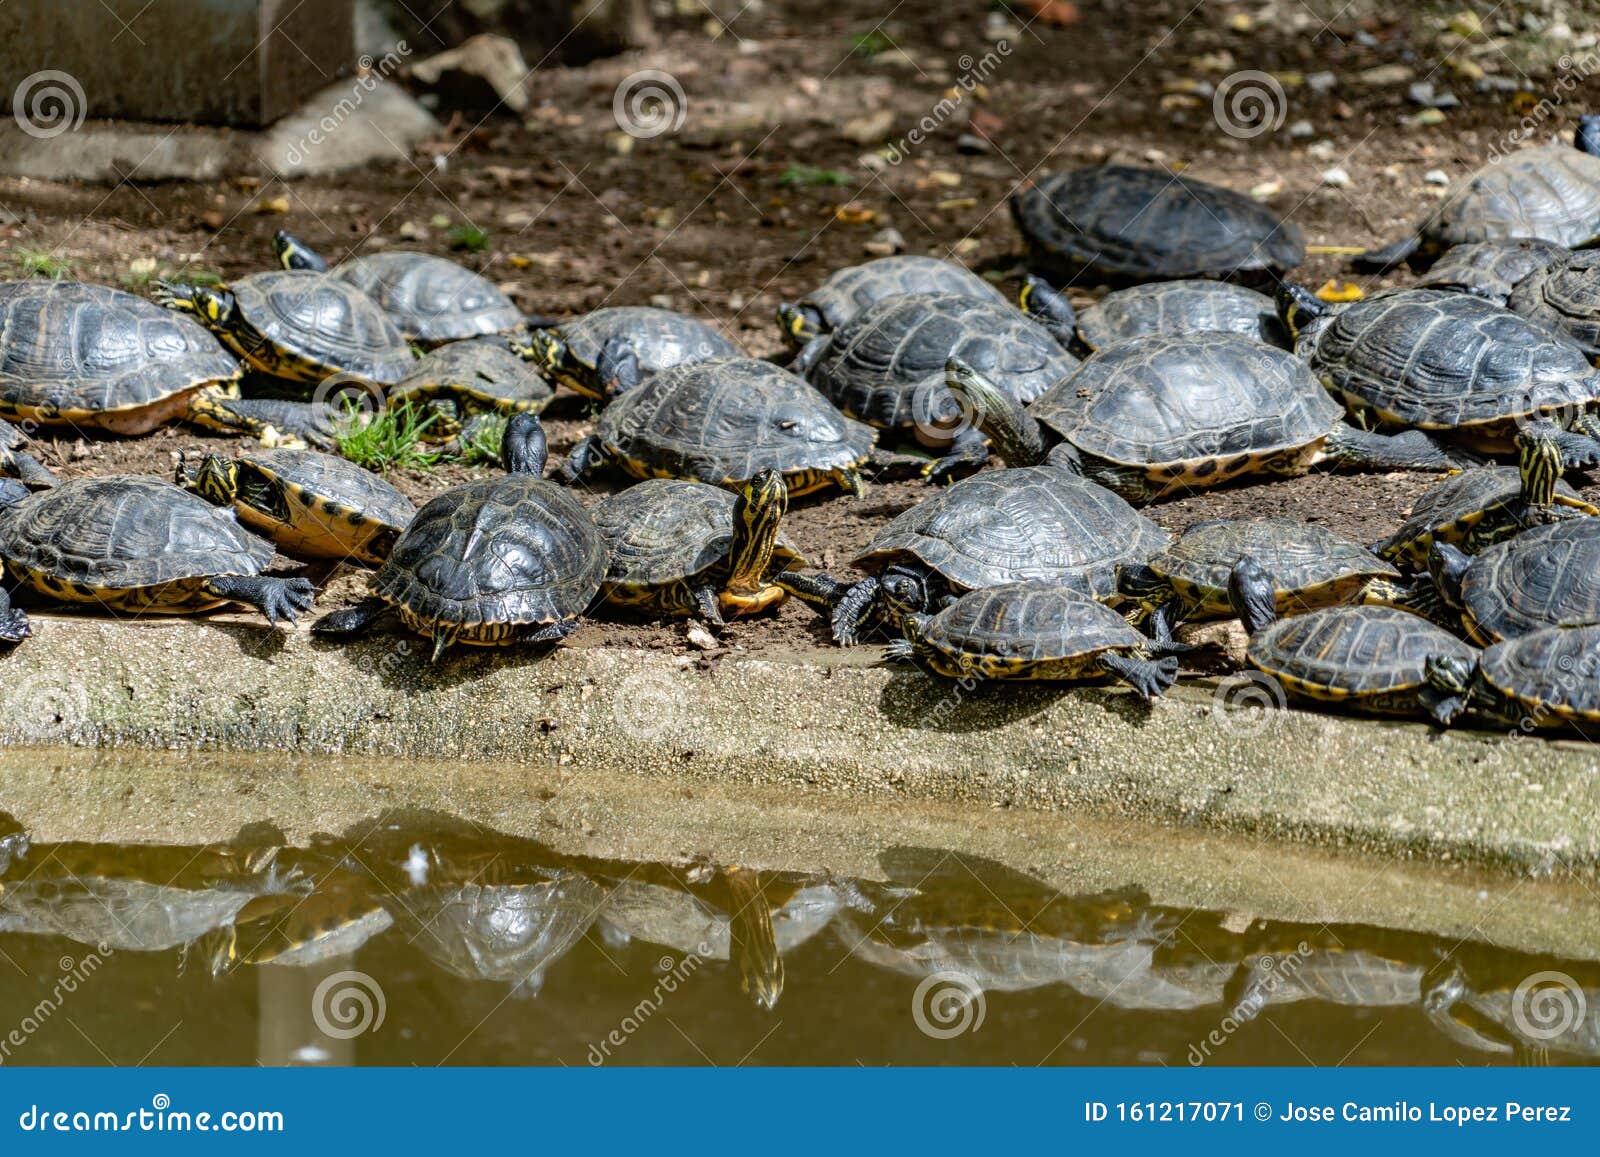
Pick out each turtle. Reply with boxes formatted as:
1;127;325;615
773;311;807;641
887;581;1179;697
1414;239;1570;305
792;292;1079;481
1010;164;1304;283
0;809;29;874
1280;283;1600;462
591;470;806;629
206;869;393;975
1020;274;1287;353
1235;603;1479;725
274;229;525;344
387;338;555;437
0;418;57;488
1429;519;1600;644
1375;425;1598;569
946;333;1463;506
775;255;1006;347
1355;118;1600;271
1425;623;1600;731
312;412;606;659
0;280;241;436
0;475;314;624
512;306;741;400
176;448;416;566
1507;248;1600;360
560;357;875;498
1424;960;1600;1061
777;464;1169;646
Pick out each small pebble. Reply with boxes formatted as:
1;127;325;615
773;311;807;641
1320;167;1351;187
686;623;719;651
1424;169;1450;186
864;227;906;256
1288;119;1314;138
1305;70;1337;94
956;133;989;154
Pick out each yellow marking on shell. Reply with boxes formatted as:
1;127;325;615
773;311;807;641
14;565;224;613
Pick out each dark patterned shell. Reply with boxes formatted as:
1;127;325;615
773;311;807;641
390;339;554;411
808;293;1078;429
1378;466;1593;563
796;256;1004;334
232;270;414;385
560;307;740;372
0;475;270;587
1076;280;1285;349
921;582;1145;663
596;358;875;483
1011;165;1304;281
0;281;238;415
1459;519;1600;641
592;478;804;586
1152;518;1398;597
1248;606;1477;696
331;251;523;342
1296;289;1600;429
1417;240;1569;304
853;465;1169;599
1507;249;1600;359
1481;624;1600;718
1423;146;1600;250
1030;332;1340;466
373;476;605;627
240;449;416;531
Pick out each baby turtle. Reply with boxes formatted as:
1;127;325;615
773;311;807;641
0;418;57;488
1376;427;1597;569
1507;249;1600;360
1426;623;1600;731
0;475;313;624
177;448;416;566
1430;519;1600;644
1281;284;1600;461
513;306;741;400
592;471;805;629
1237;603;1479;725
1415;239;1569;305
1022;276;1286;352
947;334;1460;505
275;229;525;344
1356;119;1600;270
388;338;554;436
0;280;241;437
888;581;1179;697
794;293;1079;480
560;357;874;498
1011;164;1304;283
312;413;605;659
776;255;1005;346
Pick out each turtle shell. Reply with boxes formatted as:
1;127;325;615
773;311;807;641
1011;165;1304;282
1296;288;1600;435
0;281;240;434
1076;280;1285;349
595;357;875;490
560;306;741;375
1507;249;1600;359
232;449;415;563
807;293;1078;429
231;270;414;385
1481;624;1600;723
789;256;1004;338
1377;466;1598;568
853;465;1169;601
1456;519;1600;643
1416;240;1569;304
1418;145;1600;253
1247;605;1478;705
918;581;1148;668
592;478;805;589
1151;518;1399;615
330;251;523;343
390;339;554;414
371;475;605;634
1030;332;1340;481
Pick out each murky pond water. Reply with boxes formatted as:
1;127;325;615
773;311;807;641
0;806;1595;1067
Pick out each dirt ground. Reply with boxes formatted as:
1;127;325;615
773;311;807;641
1;0;1596;651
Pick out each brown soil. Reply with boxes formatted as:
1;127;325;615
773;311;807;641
2;0;1594;652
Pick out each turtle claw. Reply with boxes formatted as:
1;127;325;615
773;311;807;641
207;574;315;626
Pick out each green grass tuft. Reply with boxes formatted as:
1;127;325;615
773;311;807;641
334;399;445;473
14;248;72;279
850;30;895;56
778;164;853;188
445;223;490;253
456;413;508;467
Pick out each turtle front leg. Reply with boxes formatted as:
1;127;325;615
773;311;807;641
0;447;57;489
0;585;31;644
1097;651;1179;701
1548;419;1600;469
205;574;316;626
771;569;850;617
520;619;581;645
187;389;340;449
1321;423;1471;472
831;577;882;646
312;596;391;638
1350;235;1422;273
924;426;990;485
595;337;642;398
557;436;609;485
691;584;728;632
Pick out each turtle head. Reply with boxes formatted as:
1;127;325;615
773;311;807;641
1427;542;1472;611
1421;653;1476;726
1019;274;1076;328
1578;115;1600;157
726;469;789;607
272;230;328;273
1516;422;1562;509
1274;282;1326;339
776;302;824;346
879;565;931;621
154;281;236;330
512;328;568;378
944;356;1049;466
177;452;240;506
1226;557;1279;635
0;477;30;514
500;412;548;476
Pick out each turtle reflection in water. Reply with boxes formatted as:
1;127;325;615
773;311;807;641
204;864;394;976
1424;960;1600;1063
1224;925;1433;1023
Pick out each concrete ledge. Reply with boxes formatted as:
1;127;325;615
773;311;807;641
1;615;1597;877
